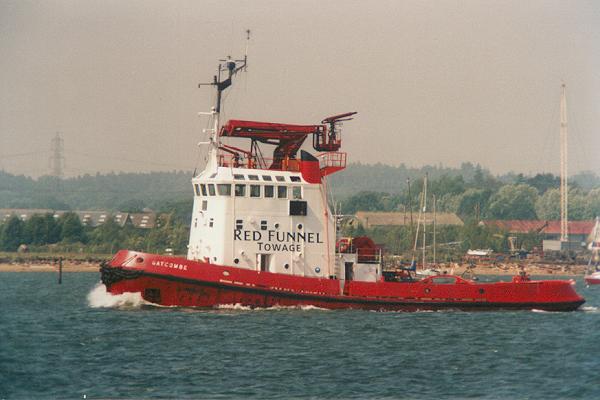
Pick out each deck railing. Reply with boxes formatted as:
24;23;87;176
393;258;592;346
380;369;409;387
218;154;300;171
317;152;347;176
338;245;382;264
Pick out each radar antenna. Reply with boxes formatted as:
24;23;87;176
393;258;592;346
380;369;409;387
198;30;251;113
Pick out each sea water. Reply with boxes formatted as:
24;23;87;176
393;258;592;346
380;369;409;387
1;272;599;399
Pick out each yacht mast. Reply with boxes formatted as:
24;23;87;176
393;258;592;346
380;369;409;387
560;83;569;242
422;173;428;268
433;194;437;265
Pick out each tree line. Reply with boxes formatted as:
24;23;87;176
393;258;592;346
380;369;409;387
340;173;600;222
0;208;190;255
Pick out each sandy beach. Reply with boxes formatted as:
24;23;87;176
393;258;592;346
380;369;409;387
0;261;100;273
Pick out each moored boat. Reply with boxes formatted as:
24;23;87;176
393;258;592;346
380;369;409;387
585;271;600;285
584;217;600;285
100;42;585;312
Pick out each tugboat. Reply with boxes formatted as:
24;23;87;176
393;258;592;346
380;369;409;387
100;44;585;312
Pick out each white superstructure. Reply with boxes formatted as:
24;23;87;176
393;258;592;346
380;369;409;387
187;165;336;278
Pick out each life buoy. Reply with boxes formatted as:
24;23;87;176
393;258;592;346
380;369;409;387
338;238;352;253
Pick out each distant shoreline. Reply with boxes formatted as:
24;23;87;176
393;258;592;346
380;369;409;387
0;261;586;277
0;262;99;272
439;262;585;277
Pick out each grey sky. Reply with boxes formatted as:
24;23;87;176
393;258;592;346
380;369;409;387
1;0;599;178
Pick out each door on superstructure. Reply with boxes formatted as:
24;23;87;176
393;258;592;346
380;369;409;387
344;262;354;281
257;254;271;272
343;262;354;296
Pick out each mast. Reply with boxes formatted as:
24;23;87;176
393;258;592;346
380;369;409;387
433;194;437;266
422;173;428;269
407;178;414;241
560;83;569;242
198;30;250;169
411;191;423;266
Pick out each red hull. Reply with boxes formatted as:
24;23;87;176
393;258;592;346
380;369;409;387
101;250;585;312
584;277;600;285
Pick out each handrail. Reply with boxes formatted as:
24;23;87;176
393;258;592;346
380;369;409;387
218;153;301;171
337;245;382;264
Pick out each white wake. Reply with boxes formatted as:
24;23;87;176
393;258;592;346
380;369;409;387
215;303;329;311
87;283;147;309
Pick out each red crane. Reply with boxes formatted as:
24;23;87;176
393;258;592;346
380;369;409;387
219;112;356;170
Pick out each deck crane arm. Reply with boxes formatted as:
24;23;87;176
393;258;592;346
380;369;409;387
218;112;356;170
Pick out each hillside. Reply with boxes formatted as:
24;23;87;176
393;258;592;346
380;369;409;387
1;165;600;221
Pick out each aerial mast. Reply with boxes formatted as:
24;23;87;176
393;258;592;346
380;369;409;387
197;30;250;168
50;132;64;179
201;29;250;114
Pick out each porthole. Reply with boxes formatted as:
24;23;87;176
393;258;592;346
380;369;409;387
315;267;321;273
297;223;303;230
284;263;289;269
234;258;239;264
274;223;280;229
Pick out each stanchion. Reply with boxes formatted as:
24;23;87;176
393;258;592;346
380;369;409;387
58;257;63;284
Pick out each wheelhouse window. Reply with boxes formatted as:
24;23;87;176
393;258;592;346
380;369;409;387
217;184;231;196
277;186;287;199
208;184;216;196
292;186;302;199
275;176;285;182
194;184;201;196
236;219;243;230
202;200;208;211
262;175;272;181
264;185;274;198
250;185;261;197
200;184;207;196
234;174;245;180
248;175;259;181
290;176;301;182
235;184;246;197
260;220;268;230
289;200;307;216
